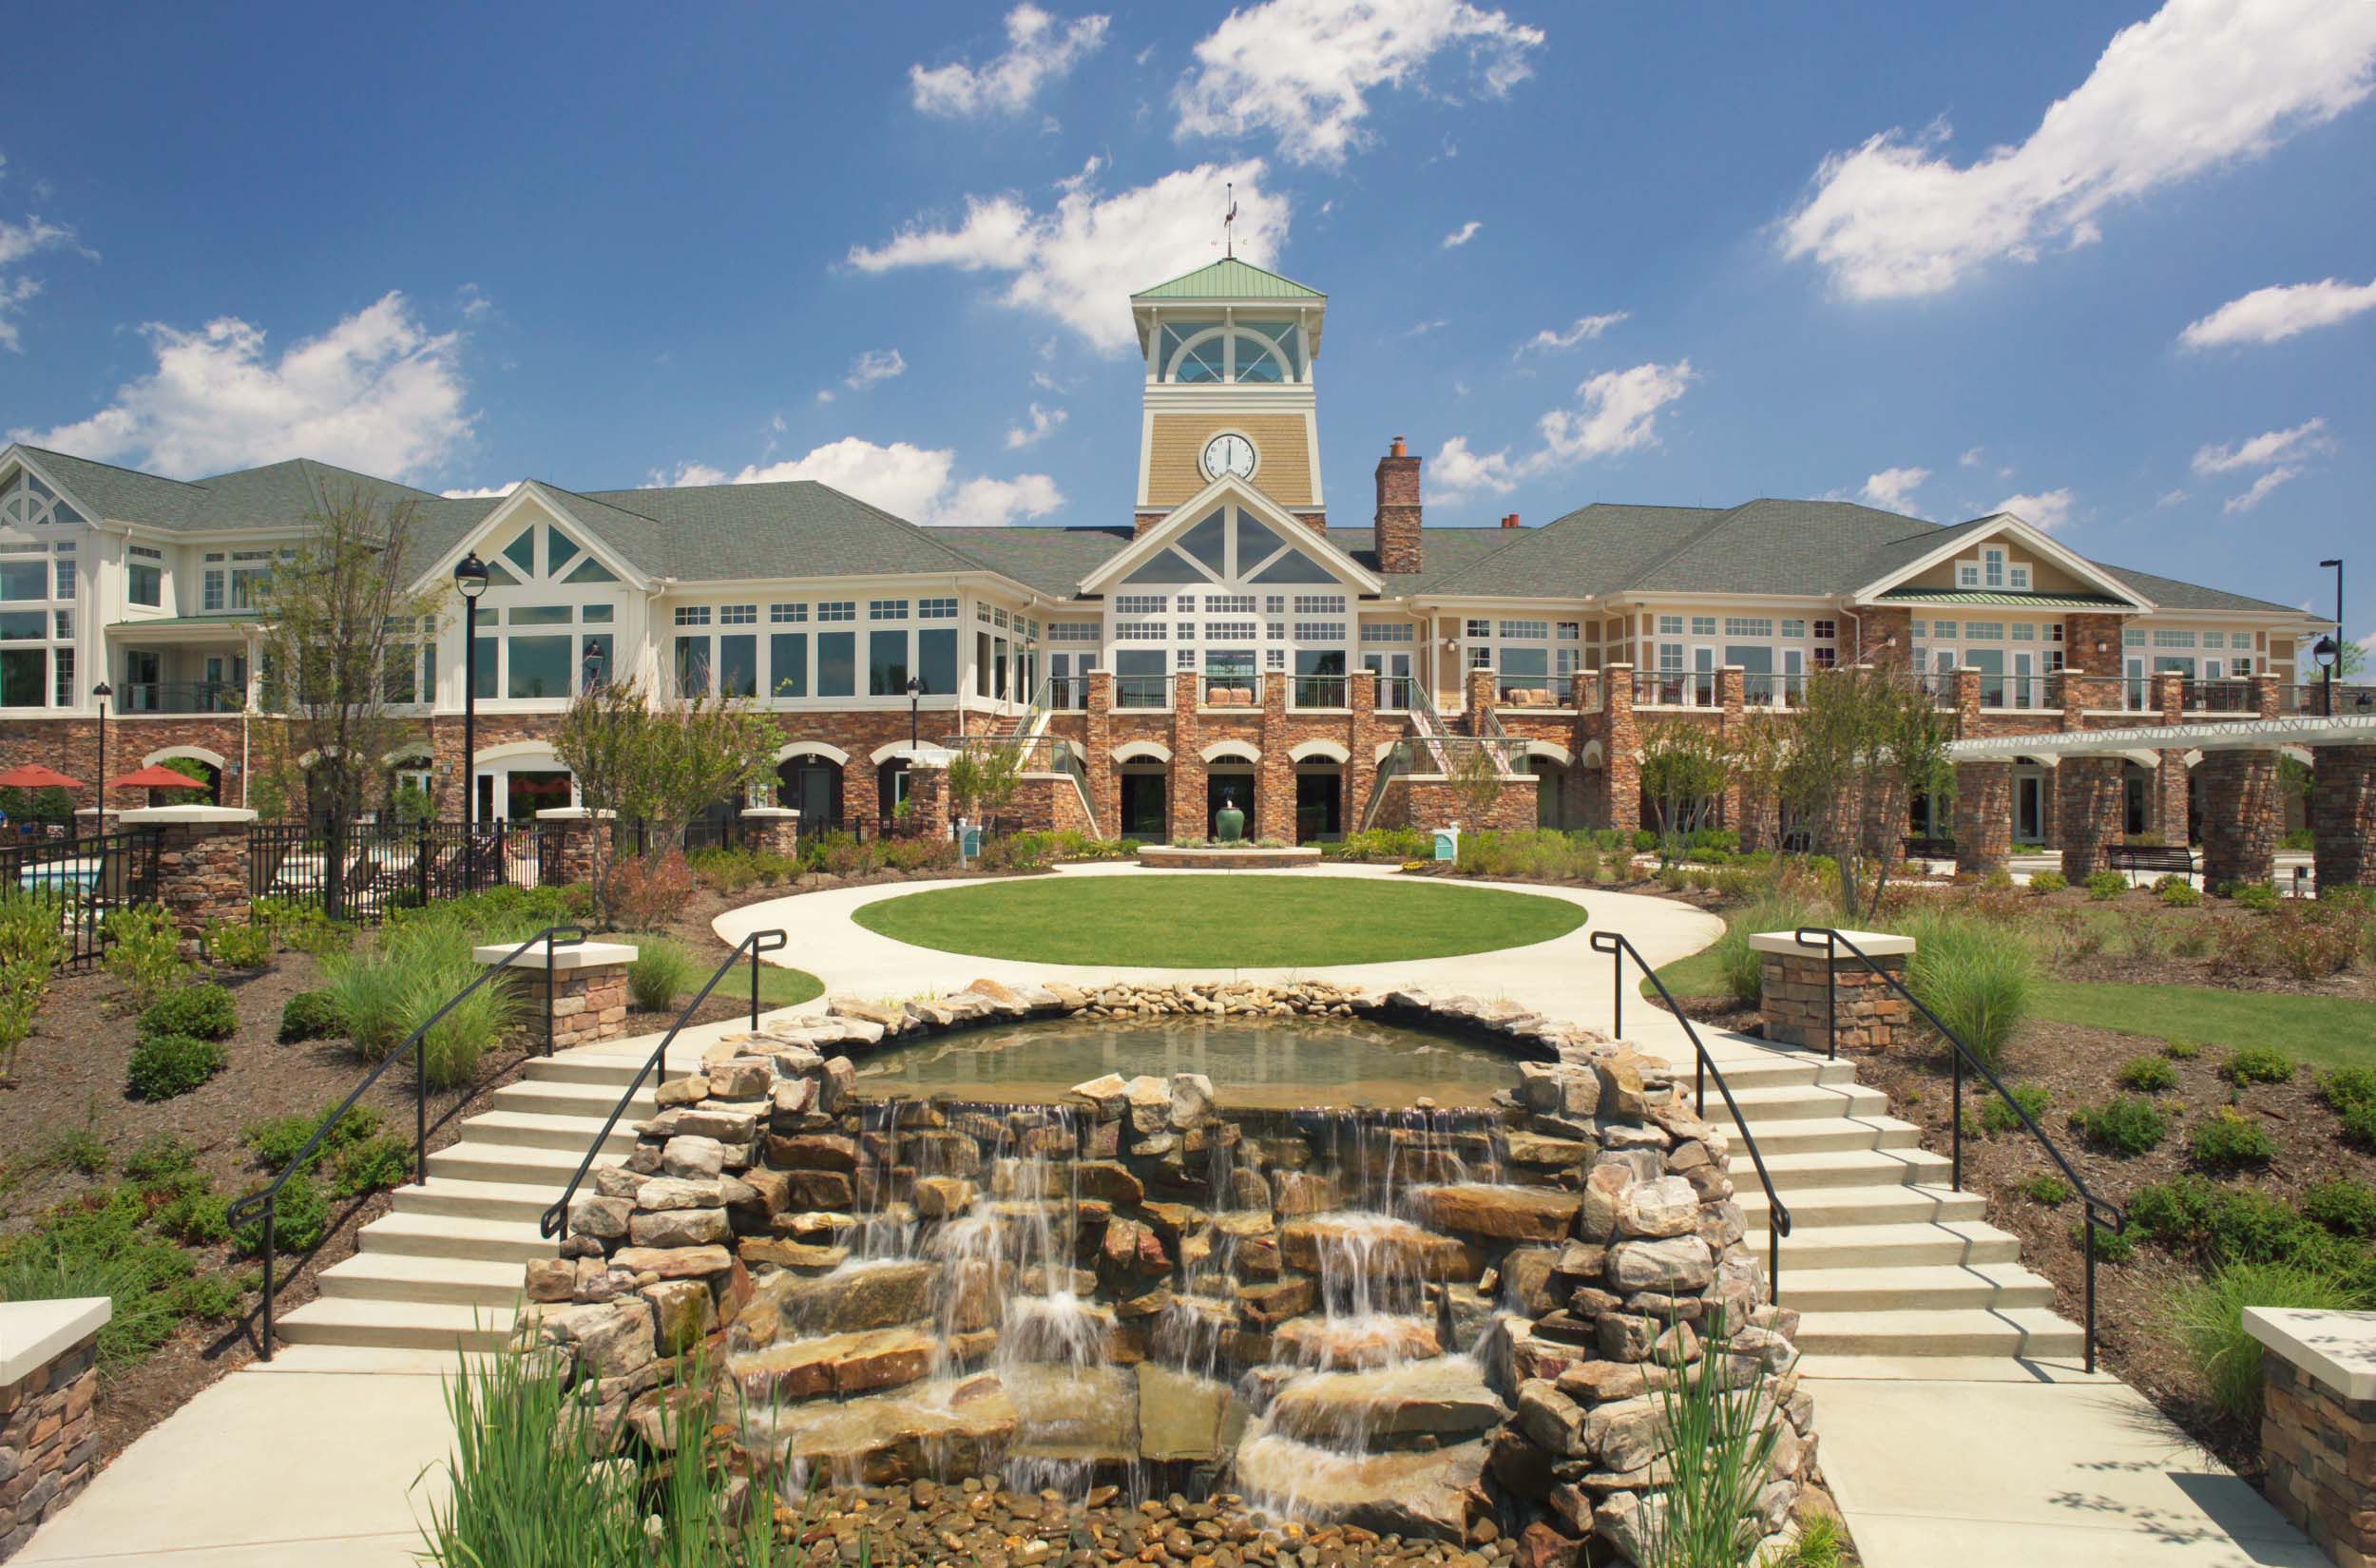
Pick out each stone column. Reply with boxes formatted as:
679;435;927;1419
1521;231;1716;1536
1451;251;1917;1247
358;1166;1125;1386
116;804;258;942
1716;666;1745;829
739;806;802;859
2058;755;2125;883
2313;746;2376;891
1085;670;1119;835
2199;749;2281;890
1952;761;2013;876
2151;672;2190;845
2245;1308;2376;1568
1464;667;1497;734
1256;669;1293;844
1603;661;1639;837
0;1296;107;1557
1751;929;1915;1052
475;938;639;1051
1169;670;1204;843
1348;669;1384;832
1954;667;1982;731
2255;672;2283;721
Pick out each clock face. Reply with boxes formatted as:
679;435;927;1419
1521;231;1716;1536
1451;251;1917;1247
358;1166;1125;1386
1202;432;1257;481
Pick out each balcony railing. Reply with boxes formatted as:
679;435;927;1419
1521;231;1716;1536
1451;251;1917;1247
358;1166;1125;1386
2185;678;2256;714
1495;678;1560;709
1115;675;1170;710
1202;675;1260;709
1290;674;1348;710
2119;677;2153;712
2290;682;2376;716
1045;676;1088;711
1633;670;1714;708
1980;675;2052;711
1374;674;1413;711
1741;673;1806;709
117;680;244;715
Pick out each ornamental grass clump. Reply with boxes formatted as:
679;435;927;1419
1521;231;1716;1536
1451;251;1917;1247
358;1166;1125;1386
2173;1261;2365;1425
1635;1310;1782;1568
1710;891;1823;1006
628;937;701;1013
1896;908;2035;1070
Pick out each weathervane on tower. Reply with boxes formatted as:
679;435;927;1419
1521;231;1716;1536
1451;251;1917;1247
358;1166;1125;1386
1223;181;1237;258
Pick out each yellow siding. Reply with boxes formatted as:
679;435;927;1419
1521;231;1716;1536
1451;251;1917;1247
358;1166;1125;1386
1147;414;1313;507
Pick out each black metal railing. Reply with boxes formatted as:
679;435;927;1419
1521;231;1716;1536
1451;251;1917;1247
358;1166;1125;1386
2185;677;2256;714
227;925;584;1361
0;830;161;967
1291;675;1348;710
1374;674;1414;711
540;927;789;1243
1115;675;1169;710
1591;928;1792;1302
249;819;550;924
1794;927;2121;1371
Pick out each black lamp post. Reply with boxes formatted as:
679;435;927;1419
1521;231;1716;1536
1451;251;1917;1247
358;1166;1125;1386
453;553;489;880
906;674;923;753
2321;559;2345;713
91;681;112;839
582;642;605;694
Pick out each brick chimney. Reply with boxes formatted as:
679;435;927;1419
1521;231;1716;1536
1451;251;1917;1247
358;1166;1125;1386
1373;436;1422;575
1500;512;1522;529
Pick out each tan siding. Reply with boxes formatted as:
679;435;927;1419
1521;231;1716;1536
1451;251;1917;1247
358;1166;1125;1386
1147;414;1313;507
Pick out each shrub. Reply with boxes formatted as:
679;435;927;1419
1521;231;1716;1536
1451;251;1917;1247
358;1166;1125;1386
2117;908;2169;964
1979;1082;2050;1135
48;1127;108;1176
2175;1262;2366;1424
2019;1173;2073;1206
2221;1046;2294;1086
331;1134;413;1198
0;1189;202;1367
126;1033;225;1100
2157;879;2202;908
278;989;345;1044
232;1170;329;1254
628;938;701;1013
2027;870;2067;896
606;852;698;929
2224;880;2281;911
2246;901;2369;981
139;982;239;1043
122;1134;197;1183
2172;921;2215;959
2128;1175;2335;1272
203;920;275;970
2116;1055;2177;1093
2163;1040;2202;1061
2084;870;2130;901
2304;1178;2376;1239
2188;1108;2277;1172
242;1103;381;1172
2083;1221;2137;1263
1897;909;2035;1070
103;906;191;1007
2070;1096;2168;1156
2319;1066;2376;1113
152;1180;229;1246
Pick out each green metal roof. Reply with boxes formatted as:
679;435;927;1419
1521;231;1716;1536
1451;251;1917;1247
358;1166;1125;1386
1133;258;1325;301
1874;587;2134;610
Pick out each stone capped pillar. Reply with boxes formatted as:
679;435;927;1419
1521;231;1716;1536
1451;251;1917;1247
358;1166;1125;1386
1716;666;1746;829
2255;672;2283;720
1952;760;2013;876
2058;755;2125;883
476;938;639;1051
1255;670;1293;844
1169;670;1204;842
739;805;802;858
2199;749;2281;891
1085;670;1119;835
1348;669;1386;832
1954;666;1982;730
1464;667;1497;733
2313;746;2376;891
2245;1308;2376;1568
901;766;950;841
1602;662;1640;837
1;1296;108;1557
116;804;258;941
1752;929;1914;1052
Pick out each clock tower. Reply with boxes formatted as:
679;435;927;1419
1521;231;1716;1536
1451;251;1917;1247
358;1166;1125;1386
1129;258;1326;534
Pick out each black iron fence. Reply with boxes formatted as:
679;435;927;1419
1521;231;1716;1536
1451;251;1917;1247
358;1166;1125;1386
0;830;161;966
248;819;549;924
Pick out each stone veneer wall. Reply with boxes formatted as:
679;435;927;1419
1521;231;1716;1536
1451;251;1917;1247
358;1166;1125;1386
2315;746;2376;890
520;980;1812;1562
1758;947;1912;1053
0;1326;100;1561
2260;1349;2376;1567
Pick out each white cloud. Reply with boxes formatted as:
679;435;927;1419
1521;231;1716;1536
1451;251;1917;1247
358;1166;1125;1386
1405;318;1450;336
16;291;472;481
1958;446;1983;468
440;482;520;499
849;160;1289;354
1859;466;1930;512
842;348;907;391
2223;467;2300;513
1428;360;1696;498
2156;488;2189;507
2192;417;2331;474
1517;312;1626;356
2179;276;2376;348
1778;0;2376;300
659;436;1062;526
1173;0;1545;168
1005;402;1068;448
910;5;1109;117
0;156;92;352
1993;488;2075;530
1441;220;1482;248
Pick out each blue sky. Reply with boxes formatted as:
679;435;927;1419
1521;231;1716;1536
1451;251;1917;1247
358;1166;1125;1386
3;0;2371;641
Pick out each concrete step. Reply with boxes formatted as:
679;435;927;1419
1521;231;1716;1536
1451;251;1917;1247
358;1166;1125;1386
1731;1147;1954;1192
1789;1306;2086;1359
1715;1116;1922;1157
316;1252;527;1309
1764;1263;2059;1314
358;1210;556;1263
1748;1221;2023;1271
426;1139;600;1186
1682;1054;1863;1090
392;1177;568;1226
1733;1183;1988;1229
489;1079;658;1119
519;1056;656;1090
273;1296;517;1353
464;1109;642;1155
1707;1082;1890;1123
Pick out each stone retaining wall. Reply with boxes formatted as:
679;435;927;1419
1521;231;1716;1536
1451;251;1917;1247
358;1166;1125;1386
0;1310;104;1562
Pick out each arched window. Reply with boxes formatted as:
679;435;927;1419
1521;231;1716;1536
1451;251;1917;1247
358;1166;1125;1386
1159;324;1300;385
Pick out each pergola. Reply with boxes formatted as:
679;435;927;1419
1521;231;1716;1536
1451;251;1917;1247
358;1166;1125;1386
1942;715;2376;890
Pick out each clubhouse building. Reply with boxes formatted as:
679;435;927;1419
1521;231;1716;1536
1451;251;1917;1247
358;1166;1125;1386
0;258;2350;864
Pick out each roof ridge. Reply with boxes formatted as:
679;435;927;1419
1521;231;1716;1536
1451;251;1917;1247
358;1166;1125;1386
11;444;204;491
532;478;667;527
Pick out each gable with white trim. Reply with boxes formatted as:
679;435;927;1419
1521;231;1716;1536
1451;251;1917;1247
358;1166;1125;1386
1080;474;1380;598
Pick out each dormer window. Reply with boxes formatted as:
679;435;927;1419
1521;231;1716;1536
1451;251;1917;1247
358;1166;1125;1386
1983;546;2005;588
2008;564;2030;590
1957;563;1980;587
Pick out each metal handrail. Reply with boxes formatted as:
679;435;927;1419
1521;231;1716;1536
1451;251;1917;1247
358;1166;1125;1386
539;927;789;1241
1794;927;2122;1372
227;923;584;1361
1590;928;1792;1303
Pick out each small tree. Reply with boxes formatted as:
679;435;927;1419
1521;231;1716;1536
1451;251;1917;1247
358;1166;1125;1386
1727;709;1792;853
1781;664;1955;922
252;484;446;915
1445;739;1508;830
946;745;1023;831
1638;719;1734;867
553;674;783;924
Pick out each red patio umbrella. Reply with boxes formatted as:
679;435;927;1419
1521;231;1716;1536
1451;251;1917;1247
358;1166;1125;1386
105;765;210;791
0;764;86;790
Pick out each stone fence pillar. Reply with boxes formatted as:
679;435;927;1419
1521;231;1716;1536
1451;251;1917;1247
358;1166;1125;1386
1;1296;108;1558
738;806;801;859
2199;750;2281;890
1952;760;2013;876
116;804;258;940
2245;1308;2376;1567
1750;929;1915;1053
475;939;640;1051
901;765;950;840
2314;746;2376;891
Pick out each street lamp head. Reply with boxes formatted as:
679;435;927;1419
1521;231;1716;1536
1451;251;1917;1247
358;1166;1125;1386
906;676;923;697
2322;559;2344;568
581;645;606;688
92;681;112;699
453;552;490;601
2312;634;2340;671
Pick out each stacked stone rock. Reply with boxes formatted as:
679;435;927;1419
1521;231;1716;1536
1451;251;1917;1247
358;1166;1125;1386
0;1326;100;1560
2260;1350;2376;1568
518;980;1811;1564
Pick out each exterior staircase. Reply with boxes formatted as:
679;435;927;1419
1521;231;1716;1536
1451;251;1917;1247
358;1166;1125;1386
269;1043;657;1353
1700;1042;2083;1363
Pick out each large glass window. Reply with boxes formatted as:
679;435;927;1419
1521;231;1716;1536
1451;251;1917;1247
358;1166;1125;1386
917;627;956;696
816;631;855;698
719;634;757;698
770;633;807;698
473;638;498;698
509;635;571;698
868;630;909;696
674;635;710;697
0;561;44;601
129;565;162;606
0;648;41;707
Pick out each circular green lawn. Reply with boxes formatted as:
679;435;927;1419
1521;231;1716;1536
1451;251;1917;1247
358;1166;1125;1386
850;874;1587;966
